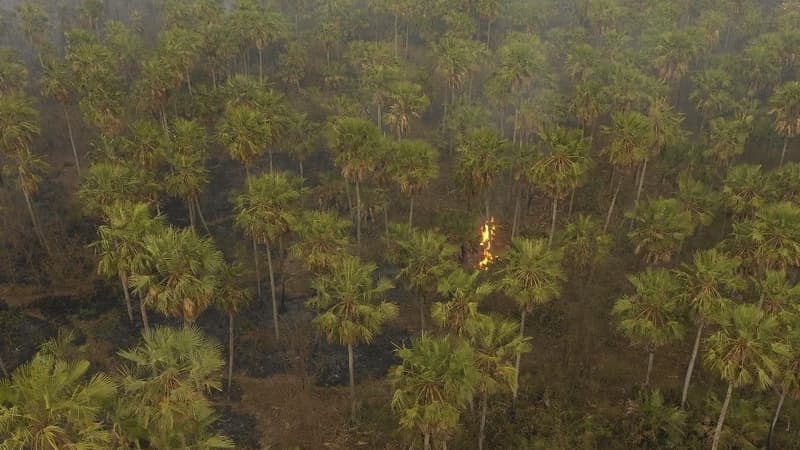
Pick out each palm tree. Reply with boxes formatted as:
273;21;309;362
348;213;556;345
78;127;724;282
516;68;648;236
622;389;687;448
214;262;252;396
233;0;287;84
234;172;303;340
703;114;753;169
704;304;784;450
689;68;736;129
383;81;430;139
601;111;651;232
93;201;166;328
389;335;478;450
455;127;509;218
626;198;695;265
385;224;458;332
130;227;224;326
677;249;745;408
283;112;318;177
15;2;49;66
651;30;697;84
0;92;48;251
307;255;398;420
78;161;155;218
465;315;531;450
116;326;234;449
722;164;776;219
163;118;210;232
432;267;494;337
677;174;720;229
767;317;800;449
216;103;270;174
498;237;565;400
290;210;352;275
612;268;684;387
0;332;115;449
0;48;29;94
39;58;81;176
558;214;612;280
386;139;439;225
639;97;684;204
769;81;800;166
327;116;383;249
729;202;800;274
527;126;592;247
756;270;800;315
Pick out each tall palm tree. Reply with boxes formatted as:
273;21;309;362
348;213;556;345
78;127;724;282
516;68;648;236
729;202;800;274
465;315;531;450
722;164;776;219
767;317;800;449
283;112;318;177
290;210;352;275
704;304;784;450
386;140;439;225
432;267;493;337
639;97;684;204
677;174;720;230
527;126;592;247
130;227;224;326
612;268;684;387
558;214;612;280
689;68;736;129
651;30;697;84
234;172;303;340
216;103;270;174
498;237;565;400
327;116;383;249
307;255;398;420
0;93;48;251
677;249;745;408
756;270;800;315
601;111;651;231
78;161;155;218
455;127;509;218
769;81;800;166
385;224;458;332
626;198;695;265
214;262;252;396
115;326;234;449
383;81;430;139
93;201;166;328
389;335;478;450
0;332;115;449
40;58;81;176
703;114;753;169
163;118;210;232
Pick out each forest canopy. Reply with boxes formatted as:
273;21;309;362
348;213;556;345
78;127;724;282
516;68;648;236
2;0;800;449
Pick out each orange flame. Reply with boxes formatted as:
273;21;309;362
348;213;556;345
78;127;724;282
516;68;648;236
479;217;496;270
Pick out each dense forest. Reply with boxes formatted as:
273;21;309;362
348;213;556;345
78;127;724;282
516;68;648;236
1;0;800;448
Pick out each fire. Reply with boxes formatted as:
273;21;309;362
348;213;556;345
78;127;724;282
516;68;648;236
479;217;497;270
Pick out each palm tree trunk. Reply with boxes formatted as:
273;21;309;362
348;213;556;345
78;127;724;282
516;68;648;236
681;322;704;408
266;241;279;340
408;195;414;226
511;191;521;240
487;21;492;46
160;107;169;135
780;136;789;167
22;186;49;253
635;158;648;206
548;196;558;249
253;237;262;304
393;14;398;58
258;47;263;85
644;351;654;387
268;150;274;174
767;388;787;450
348;343;356;420
484;192;490;219
63;105;80;176
119;272;134;322
711;383;734;450
478;390;488;450
356;180;362;252
419;294;426;334
298;161;304;178
187;197;197;231
194;197;212;236
424;432;431;450
227;312;234;398
603;178;623;233
568;188;576;218
404;21;409;58
0;354;8;378
186;67;193;97
139;295;150;334
513;308;527;402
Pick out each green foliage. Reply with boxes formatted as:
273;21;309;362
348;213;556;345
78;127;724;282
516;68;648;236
499;238;565;312
722;164;776;217
390;336;478;447
432;268;493;336
290;210;352;273
729;202;800;272
115;327;233;449
528;126;592;199
626;198;695;265
0;331;115;450
234;171;304;245
455;127;509;199
602;111;650;172
678;249;744;325
307;256;397;347
465;314;531;397
612;268;684;352
558;214;612;272
623;390;687;448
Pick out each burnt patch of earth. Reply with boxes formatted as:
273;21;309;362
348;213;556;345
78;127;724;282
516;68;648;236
314;327;411;387
214;405;260;450
0;300;55;372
